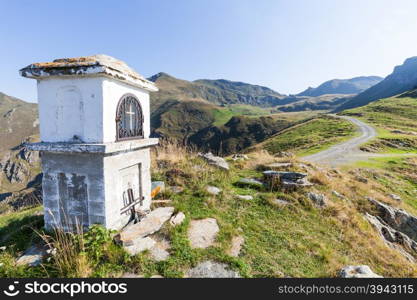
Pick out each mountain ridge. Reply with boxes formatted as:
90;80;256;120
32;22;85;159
337;57;417;111
297;76;383;97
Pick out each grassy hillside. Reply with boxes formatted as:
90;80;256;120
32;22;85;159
194;79;284;107
341;92;417;153
353;156;417;213
1;145;416;278
254;115;357;156
189;116;292;155
277;94;352;112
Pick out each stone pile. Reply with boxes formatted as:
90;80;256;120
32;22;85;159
262;170;312;191
206;186;222;195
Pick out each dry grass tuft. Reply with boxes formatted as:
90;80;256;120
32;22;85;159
243;150;289;170
309;169;331;186
152;141;195;168
39;224;92;278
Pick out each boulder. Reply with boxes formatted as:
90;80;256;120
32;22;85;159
237;178;264;188
170;212;185;227
368;198;417;241
188;218;219;249
236;195;253;201
117;207;175;245
16;244;47;266
307;192;328;208
206;186;222;195
227;236;244;257
187;261;240;278
124;237;156;256
339;265;382;278
365;213;416;261
273;199;290;206
198;152;229;170
231;154;249;161
388;194;401;202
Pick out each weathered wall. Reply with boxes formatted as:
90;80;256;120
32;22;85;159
41;152;105;230
37;77;105;143
103;148;152;229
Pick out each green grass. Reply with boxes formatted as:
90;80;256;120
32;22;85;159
1;152;416;278
261;115;358;156
0;206;43;250
353;156;417;213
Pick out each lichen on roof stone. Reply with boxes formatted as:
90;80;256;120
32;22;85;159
19;54;158;91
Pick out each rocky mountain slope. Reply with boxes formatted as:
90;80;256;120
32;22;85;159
0;92;38;153
338;57;417;111
297;76;383;97
193;78;285;106
149;73;286;108
0;93;40;200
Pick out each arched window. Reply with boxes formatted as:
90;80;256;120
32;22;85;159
116;94;144;141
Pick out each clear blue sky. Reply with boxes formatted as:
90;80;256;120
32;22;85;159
1;0;417;102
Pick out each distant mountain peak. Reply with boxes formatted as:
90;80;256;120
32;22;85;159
297;76;383;97
148;72;174;82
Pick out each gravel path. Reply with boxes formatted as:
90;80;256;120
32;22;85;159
303;115;379;167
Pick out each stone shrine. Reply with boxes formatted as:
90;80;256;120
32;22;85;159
20;55;158;230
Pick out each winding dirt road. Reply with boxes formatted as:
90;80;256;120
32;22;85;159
303;116;378;167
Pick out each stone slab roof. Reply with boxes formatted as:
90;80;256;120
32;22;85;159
20;54;158;92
